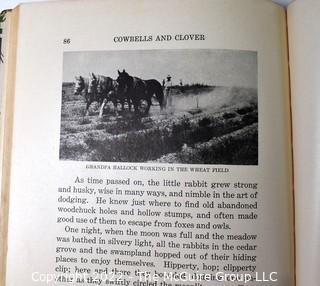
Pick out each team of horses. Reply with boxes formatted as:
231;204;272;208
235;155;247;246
74;70;165;117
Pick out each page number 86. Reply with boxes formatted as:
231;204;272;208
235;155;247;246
63;38;71;44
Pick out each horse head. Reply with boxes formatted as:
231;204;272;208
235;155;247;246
88;73;99;94
74;76;85;95
116;69;131;94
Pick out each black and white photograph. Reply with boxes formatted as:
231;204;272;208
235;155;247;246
60;49;258;164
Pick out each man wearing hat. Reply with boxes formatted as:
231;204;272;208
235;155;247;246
164;74;173;107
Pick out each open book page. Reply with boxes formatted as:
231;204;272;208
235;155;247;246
288;1;320;285
3;0;293;285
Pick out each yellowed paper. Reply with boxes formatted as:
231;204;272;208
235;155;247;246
288;1;320;285
4;1;293;285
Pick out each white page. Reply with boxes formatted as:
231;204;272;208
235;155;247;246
3;0;293;285
288;1;320;285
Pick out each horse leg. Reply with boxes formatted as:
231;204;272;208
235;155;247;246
85;102;91;116
133;99;140;115
99;99;107;118
145;98;151;114
128;99;132;111
113;100;119;116
121;99;125;111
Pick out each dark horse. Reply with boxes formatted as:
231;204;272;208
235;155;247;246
116;69;165;115
88;73;131;117
74;76;96;116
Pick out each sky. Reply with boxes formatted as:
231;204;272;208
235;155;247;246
63;49;257;88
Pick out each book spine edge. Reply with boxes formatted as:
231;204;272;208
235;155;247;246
0;6;20;286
